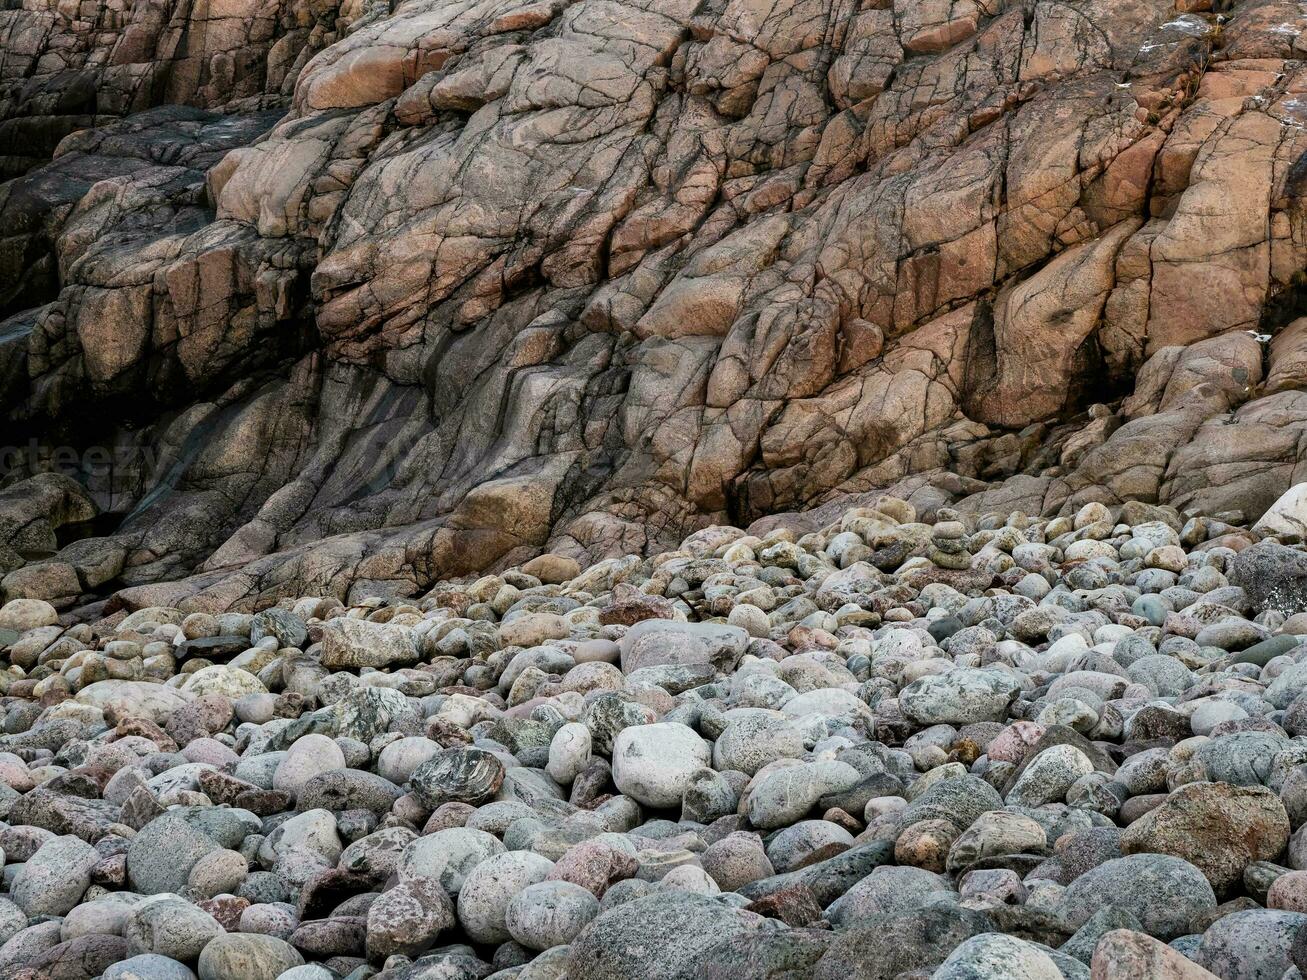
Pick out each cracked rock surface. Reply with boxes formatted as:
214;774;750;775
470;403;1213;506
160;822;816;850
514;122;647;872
0;0;1304;614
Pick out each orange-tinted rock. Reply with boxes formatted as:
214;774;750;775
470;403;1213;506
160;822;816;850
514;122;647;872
0;0;1304;610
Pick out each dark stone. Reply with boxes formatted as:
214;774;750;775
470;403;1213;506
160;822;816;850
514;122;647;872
265;709;338;753
8;787;120;841
298;868;376;920
744;882;826;926
410;748;505;808
1055;827;1124;884
388;947;493;979
176;635;251;661
296;768;403;815
115;717;179;752
928;616;964;642
197;768;262;805
738;840;895;907
252;608;309;649
239;870;296;905
90;853;127;888
120;785;166;831
900;774;1002;832
7;934;129;980
818;772;904;815
983;904;1074;948
1126;705;1193;742
290;916;368;958
813;905;994;980
697;928;833;980
566;893;764;980
1234;634;1302;667
42;772;101;799
1231;542;1307;615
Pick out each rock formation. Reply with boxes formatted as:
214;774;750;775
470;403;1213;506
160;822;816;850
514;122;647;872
0;0;1305;613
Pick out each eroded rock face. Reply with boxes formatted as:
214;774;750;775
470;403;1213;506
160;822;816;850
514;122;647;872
0;0;1305;612
0;0;361;182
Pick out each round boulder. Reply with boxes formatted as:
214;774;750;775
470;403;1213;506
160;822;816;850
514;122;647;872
611;723;711;808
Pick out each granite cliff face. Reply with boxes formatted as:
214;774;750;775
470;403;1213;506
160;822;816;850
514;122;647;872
0;0;1305;612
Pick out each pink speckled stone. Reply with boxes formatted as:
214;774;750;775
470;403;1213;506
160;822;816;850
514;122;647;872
1269;870;1307;911
986;721;1046;765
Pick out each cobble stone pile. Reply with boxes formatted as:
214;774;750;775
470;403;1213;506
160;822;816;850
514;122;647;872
5;492;1307;978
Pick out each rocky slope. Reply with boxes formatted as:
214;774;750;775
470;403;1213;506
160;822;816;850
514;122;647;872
0;493;1303;978
0;0;1305;617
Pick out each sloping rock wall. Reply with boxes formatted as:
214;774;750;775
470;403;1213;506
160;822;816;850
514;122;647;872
0;0;1304;612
